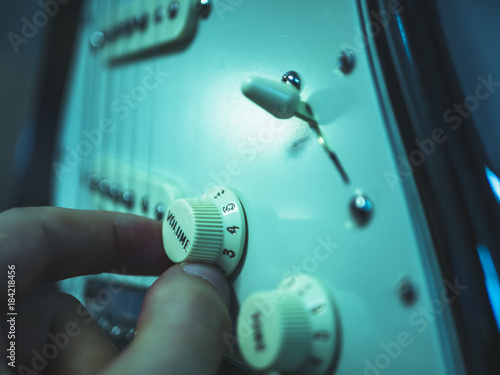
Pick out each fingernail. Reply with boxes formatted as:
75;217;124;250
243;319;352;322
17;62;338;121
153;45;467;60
180;262;231;308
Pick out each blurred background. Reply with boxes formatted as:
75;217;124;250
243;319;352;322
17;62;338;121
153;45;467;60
1;0;499;211
0;1;499;374
0;0;82;212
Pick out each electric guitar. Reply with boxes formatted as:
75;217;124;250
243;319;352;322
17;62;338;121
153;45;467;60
52;0;500;373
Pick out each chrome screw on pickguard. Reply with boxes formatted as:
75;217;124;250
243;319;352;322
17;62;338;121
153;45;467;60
89;31;105;49
396;277;417;306
337;50;356;74
109;184;122;200
134;12;148;31
97;316;111;331
141;195;150;213
109;326;124;339
168;1;180;19
281;70;302;90
87;173;100;189
121;189;135;209
350;194;373;225
99;179;111;194
125;328;136;342
197;0;211;18
155;6;167;22
155;203;167;221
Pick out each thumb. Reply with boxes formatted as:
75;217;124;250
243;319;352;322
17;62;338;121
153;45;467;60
101;263;232;375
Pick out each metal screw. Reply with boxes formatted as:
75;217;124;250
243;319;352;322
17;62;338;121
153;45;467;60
281;70;301;90
125;328;136;342
168;1;180;19
349;194;373;225
97;316;111;330
99;179;111;194
155;6;167;22
87;173;100;189
337;50;356;74
109;326;123;339
109;184;122;200
197;0;211;18
141;195;149;213
121;190;135;209
155;203;166;220
134;12;148;30
89;31;106;49
397;278;417;306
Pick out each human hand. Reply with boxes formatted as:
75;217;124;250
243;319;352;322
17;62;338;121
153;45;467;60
0;207;231;375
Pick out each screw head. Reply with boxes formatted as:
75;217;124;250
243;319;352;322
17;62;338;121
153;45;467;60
87;173;100;189
141;195;150;213
397;278;417;306
155;6;167;22
197;0;211;18
134;12;148;30
89;31;106;48
99;179;111;194
350;194;373;225
337;50;356;75
155;203;166;221
281;70;301;90
121;189;135;209
109;184;122;200
168;1;180;19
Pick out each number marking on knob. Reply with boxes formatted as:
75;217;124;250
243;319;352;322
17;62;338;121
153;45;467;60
161;187;247;276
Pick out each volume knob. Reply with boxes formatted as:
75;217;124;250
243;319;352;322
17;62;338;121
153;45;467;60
163;198;223;263
161;187;246;276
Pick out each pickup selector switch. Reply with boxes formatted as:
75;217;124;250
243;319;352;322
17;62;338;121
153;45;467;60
161;187;246;276
237;275;340;374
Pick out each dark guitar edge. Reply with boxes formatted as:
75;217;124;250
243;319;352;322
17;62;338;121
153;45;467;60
364;0;500;373
14;0;84;209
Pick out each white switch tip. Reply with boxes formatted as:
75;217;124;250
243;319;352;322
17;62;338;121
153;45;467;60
242;76;300;119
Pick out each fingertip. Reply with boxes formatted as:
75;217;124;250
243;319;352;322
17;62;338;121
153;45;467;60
179;262;232;308
105;263;232;375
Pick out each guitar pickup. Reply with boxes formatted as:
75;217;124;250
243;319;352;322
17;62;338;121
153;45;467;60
93;0;210;62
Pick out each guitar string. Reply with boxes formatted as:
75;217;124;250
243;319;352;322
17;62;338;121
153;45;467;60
145;0;162;220
127;0;141;213
100;0;115;211
81;0;97;209
76;1;87;209
109;0;122;208
92;0;108;207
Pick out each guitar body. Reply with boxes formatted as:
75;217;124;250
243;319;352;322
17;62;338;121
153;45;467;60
52;0;471;373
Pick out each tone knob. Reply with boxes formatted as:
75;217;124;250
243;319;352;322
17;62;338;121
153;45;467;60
237;275;340;374
161;187;246;276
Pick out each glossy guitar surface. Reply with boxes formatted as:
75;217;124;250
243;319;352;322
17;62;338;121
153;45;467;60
52;0;470;373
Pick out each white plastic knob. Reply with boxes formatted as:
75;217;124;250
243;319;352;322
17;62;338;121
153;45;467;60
241;76;300;119
237;275;340;374
162;187;246;276
162;198;223;263
238;291;311;371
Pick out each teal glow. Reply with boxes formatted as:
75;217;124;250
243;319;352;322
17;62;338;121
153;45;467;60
485;166;500;204
396;15;412;64
477;245;500;331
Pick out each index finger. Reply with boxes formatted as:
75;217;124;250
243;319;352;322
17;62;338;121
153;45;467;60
0;207;172;303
